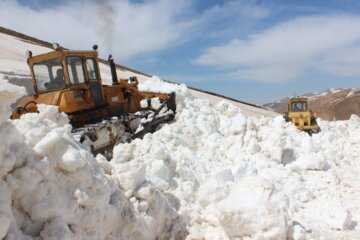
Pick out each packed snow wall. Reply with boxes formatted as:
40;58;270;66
0;75;186;239
1;75;360;239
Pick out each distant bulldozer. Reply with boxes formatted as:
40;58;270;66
283;97;320;134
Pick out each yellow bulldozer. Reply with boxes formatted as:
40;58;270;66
11;44;176;156
283;97;320;134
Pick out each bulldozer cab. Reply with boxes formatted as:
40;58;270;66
29;50;104;105
289;100;308;112
33;58;65;92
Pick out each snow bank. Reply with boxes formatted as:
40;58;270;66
114;79;360;239
0;74;26;122
0;79;186;239
0;105;144;239
1;77;360;239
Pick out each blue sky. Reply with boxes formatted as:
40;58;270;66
1;0;360;103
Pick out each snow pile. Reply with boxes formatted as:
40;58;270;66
138;76;185;94
114;79;360;239
0;75;26;122
1;77;360;239
0;79;185;239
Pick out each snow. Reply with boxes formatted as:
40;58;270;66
191;90;278;117
1;32;360;239
1;73;360;239
0;76;26;122
330;88;341;94
347;90;355;97
114;80;360;239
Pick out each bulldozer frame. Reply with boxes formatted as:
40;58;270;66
11;45;177;157
283;97;320;134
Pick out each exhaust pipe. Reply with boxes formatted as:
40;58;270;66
108;54;118;85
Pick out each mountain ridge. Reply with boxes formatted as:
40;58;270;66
263;88;360;120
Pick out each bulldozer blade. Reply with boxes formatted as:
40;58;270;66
132;92;176;139
74;92;176;159
166;92;177;113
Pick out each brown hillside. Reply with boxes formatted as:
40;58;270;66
264;89;360;121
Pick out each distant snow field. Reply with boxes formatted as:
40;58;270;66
1;73;360;239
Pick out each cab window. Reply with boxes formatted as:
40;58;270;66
67;57;85;84
33;58;65;92
291;101;307;112
86;58;99;80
